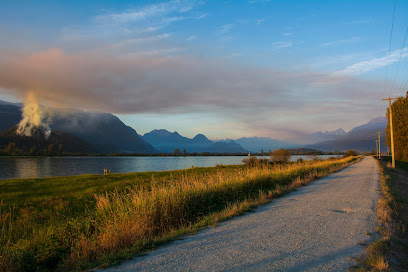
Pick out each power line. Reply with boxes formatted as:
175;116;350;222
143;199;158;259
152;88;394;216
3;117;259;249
390;24;408;96
383;0;397;97
398;51;408;96
401;72;408;95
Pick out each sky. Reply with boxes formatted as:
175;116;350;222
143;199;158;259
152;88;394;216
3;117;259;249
0;0;407;141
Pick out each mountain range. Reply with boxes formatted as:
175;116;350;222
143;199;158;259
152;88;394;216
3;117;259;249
142;129;247;153
0;100;247;154
0;99;388;154
216;118;387;153
305;117;387;152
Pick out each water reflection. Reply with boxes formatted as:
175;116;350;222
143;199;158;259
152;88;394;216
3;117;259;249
15;158;41;178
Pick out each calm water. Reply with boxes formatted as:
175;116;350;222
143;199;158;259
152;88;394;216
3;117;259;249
0;155;336;180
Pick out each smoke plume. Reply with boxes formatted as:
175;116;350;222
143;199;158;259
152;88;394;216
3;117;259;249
16;92;51;138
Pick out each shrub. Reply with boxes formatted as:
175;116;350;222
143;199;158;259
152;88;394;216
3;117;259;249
242;157;271;166
242;156;258;166
344;150;358;157
270;148;292;164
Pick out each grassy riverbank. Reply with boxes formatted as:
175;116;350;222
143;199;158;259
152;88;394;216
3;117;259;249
1;156;360;271
359;157;408;271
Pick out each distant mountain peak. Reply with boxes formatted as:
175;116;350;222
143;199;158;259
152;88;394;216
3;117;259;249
146;129;172;137
322;128;346;136
368;116;387;124
193;134;212;144
193;134;208;140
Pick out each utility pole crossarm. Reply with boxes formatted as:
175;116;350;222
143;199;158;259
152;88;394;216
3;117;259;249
382;98;399;101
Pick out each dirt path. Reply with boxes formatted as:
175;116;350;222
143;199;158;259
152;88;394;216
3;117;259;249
99;157;380;272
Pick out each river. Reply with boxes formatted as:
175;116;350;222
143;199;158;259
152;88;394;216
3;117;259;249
0;155;337;180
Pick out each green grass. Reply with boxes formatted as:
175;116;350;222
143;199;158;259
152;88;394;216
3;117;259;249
0;157;359;271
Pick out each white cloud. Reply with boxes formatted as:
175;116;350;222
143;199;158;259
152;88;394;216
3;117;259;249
344;19;372;25
94;1;194;26
272;41;293;50
197;14;208;19
321;37;360;47
334;47;408;75
139;26;162;33
62;1;199;41
186;35;197;41
216;24;234;35
248;0;271;4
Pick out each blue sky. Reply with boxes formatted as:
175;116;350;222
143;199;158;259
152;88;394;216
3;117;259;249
0;0;407;140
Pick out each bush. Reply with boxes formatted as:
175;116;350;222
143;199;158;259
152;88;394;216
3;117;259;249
343;150;358;157
270;148;292;164
242;157;270;166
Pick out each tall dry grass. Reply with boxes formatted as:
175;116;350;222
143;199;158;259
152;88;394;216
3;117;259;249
64;157;358;269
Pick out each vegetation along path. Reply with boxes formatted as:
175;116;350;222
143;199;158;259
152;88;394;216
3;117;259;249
99;157;380;272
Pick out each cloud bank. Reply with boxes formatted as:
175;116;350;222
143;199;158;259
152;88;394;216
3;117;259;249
0;47;385;139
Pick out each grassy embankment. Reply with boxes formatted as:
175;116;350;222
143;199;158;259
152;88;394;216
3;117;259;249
357;157;408;271
0;156;360;271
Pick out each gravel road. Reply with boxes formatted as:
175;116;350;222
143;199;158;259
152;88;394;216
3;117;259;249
99;157;380;272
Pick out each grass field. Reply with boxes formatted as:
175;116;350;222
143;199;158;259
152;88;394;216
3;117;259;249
0;156;359;271
358;157;408;271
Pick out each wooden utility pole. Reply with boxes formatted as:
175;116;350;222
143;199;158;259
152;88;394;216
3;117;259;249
382;97;398;168
377;131;382;159
375;140;379;158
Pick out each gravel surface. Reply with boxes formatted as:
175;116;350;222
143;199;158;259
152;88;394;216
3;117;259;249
98;157;380;272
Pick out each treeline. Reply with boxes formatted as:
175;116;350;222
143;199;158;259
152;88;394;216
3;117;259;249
385;92;408;161
0;127;94;156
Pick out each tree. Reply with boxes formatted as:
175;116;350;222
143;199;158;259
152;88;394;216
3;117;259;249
29;146;38;156
48;144;55;156
174;148;181;156
385;92;408;161
183;149;187;156
270;148;291;164
58;144;63;156
6;142;17;155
